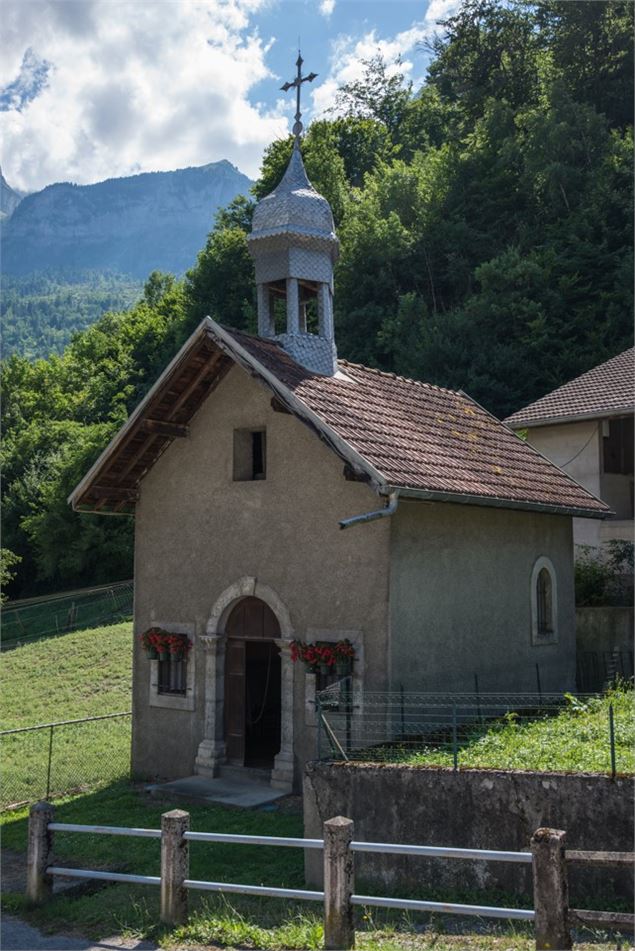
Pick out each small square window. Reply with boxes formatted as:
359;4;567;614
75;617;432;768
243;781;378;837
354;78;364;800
233;429;266;481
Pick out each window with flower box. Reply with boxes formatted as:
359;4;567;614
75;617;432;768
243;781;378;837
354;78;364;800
140;625;196;711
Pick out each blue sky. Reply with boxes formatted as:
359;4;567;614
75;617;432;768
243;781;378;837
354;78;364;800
0;0;459;193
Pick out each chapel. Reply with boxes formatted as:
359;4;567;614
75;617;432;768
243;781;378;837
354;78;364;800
70;72;609;791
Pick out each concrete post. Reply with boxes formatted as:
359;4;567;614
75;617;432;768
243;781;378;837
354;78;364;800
531;827;572;951
160;809;190;925
26;801;54;904
323;816;355;950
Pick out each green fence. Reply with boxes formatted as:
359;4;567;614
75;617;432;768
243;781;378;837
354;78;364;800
1;580;133;648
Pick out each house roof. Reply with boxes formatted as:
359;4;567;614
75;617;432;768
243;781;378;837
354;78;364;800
505;348;635;429
69;318;609;519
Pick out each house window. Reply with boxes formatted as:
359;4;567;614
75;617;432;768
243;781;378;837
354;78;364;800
536;568;553;636
158;656;187;696
233;429;266;481
531;557;558;645
603;417;634;476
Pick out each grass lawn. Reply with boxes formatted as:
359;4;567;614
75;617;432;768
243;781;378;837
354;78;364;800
390;688;635;774
1;622;132;808
1;783;626;951
1;621;132;729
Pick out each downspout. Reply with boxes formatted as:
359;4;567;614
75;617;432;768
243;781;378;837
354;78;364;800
339;490;400;530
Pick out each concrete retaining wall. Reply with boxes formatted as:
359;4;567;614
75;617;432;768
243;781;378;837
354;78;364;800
303;762;634;902
576;606;634;653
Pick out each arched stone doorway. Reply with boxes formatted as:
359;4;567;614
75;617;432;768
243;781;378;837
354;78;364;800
225;597;281;768
194;577;294;792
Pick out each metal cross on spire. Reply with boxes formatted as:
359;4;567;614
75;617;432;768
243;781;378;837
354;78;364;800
280;52;317;146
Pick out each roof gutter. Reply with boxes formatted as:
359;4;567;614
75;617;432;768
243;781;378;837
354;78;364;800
339;490;400;530
506;407;633;430
379;485;610;520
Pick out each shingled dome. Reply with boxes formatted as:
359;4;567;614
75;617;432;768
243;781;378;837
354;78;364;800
250;145;336;242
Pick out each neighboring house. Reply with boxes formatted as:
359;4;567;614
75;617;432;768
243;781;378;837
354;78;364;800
69;141;608;792
505;349;634;551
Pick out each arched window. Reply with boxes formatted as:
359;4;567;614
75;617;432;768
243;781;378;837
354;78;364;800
531;557;557;644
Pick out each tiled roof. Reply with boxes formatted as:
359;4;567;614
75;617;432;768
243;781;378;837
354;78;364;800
228;328;607;516
505;348;635;429
69;319;609;517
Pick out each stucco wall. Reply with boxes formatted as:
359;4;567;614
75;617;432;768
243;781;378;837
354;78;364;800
304;762;634;902
389;501;576;694
525;421;602;548
131;364;392;784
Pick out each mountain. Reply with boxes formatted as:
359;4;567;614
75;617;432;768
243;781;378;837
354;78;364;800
1;160;253;277
1;170;25;219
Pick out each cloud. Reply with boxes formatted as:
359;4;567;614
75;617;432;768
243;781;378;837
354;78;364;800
0;0;288;192
310;0;462;118
0;48;52;113
319;0;335;17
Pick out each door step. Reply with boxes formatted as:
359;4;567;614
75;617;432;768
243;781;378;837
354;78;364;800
218;765;272;785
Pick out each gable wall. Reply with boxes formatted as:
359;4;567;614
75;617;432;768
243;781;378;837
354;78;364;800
131;365;391;781
388;500;576;693
525;420;602;548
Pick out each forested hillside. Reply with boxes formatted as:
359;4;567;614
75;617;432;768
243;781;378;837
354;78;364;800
1;272;143;359
2;0;633;599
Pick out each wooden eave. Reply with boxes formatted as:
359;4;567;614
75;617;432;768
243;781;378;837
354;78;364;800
69;327;233;514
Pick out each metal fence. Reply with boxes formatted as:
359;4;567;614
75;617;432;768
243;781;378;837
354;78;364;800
1;580;134;648
0;712;131;810
316;685;630;777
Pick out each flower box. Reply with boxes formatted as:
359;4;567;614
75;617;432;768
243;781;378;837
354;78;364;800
140;628;192;661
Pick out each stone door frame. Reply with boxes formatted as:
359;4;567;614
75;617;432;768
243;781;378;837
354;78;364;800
194;576;294;792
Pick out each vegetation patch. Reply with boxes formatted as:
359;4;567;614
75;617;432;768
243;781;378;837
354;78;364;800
1;621;132;730
1;622;132;807
379;688;634;774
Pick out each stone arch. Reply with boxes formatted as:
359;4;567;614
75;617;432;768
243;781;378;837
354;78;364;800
206;576;293;638
198;576;295;791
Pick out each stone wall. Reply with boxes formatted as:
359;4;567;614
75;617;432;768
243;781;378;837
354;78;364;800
303;762;634;902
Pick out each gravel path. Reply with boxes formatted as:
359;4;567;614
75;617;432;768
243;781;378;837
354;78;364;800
1;917;159;951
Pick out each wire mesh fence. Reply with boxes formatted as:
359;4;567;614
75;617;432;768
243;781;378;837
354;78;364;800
1;580;133;648
316;683;633;777
0;712;132;810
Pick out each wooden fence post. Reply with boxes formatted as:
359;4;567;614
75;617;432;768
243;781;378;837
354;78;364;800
160;809;189;925
323;816;355;950
531;827;572;951
26;801;55;904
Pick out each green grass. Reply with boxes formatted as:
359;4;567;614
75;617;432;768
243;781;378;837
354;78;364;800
1;784;626;950
1;623;132;807
388;688;635;774
1;621;132;729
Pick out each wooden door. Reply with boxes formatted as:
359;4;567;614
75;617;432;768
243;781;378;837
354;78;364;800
224;598;281;766
225;638;246;765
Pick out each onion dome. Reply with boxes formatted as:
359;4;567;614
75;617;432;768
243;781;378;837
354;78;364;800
249;145;336;245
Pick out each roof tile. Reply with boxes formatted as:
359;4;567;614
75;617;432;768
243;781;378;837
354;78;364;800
505;348;634;428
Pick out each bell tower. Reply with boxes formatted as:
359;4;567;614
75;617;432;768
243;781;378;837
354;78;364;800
247;55;339;376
